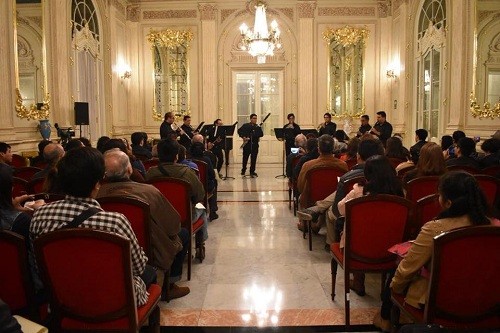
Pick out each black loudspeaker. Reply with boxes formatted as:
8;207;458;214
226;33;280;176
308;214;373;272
74;102;89;125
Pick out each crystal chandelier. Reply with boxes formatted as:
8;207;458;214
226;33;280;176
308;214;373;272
239;2;281;64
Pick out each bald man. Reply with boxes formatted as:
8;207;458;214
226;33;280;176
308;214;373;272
98;149;190;301
32;143;65;179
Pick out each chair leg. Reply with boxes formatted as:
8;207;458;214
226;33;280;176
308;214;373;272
381;272;387;300
344;266;350;328
331;258;338;300
308;220;312;251
148;305;160;333
390;303;400;333
187;235;192;281
288;188;292;209
162;270;170;303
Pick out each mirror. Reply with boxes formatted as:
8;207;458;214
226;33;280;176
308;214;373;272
323;26;369;118
147;29;193;121
14;0;49;120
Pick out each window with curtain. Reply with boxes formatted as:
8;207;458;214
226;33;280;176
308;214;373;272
415;0;446;139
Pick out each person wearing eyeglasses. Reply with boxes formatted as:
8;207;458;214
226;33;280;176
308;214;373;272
318;113;337;137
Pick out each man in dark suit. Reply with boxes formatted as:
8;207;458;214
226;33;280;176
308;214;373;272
318;113;336;136
237;114;264;177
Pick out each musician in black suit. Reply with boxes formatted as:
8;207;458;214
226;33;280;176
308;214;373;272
206;119;225;176
237;114;264;177
179;115;196;150
369;111;393;147
160;112;179;140
318;112;336;136
283;113;301;156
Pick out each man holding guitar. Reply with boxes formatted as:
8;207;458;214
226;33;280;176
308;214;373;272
237;113;268;177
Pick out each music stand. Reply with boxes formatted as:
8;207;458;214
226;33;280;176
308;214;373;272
274;128;287;179
221;122;237;180
200;124;214;137
301;129;319;138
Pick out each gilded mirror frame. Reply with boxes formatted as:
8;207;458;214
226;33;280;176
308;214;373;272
13;0;50;121
323;26;369;122
147;29;193;121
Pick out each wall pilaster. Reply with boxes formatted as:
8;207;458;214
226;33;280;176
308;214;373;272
199;3;217;122
0;0;16;134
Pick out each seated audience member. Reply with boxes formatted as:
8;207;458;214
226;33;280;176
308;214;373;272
373;171;491;331
296;135;348;231
333;130;349;154
479;138;500;168
385;136;410;163
0;168;43;239
445;130;466;160
32;143;65;180
103;139;146;179
191;134;216;167
64;138;84;151
445;137;480;169
30;147;153;306
292;137;319;183
337;155;404;296
339;137;360;166
402;142;447;183
0;142;14;175
131;132;153;160
297;138;385;249
78;137;92;147
141;132;152;152
440;134;454;159
177;145;199;172
409;129;428;163
146;139;209;257
98;150;190;300
96;136;110;153
0;298;22;333
286;134;307;179
30;139;51;167
190;142;219;220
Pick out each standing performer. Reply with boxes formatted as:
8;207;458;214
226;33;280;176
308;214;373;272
238;114;264;177
207;119;225;177
283;113;301;156
160;112;181;140
179;115;196;150
318;112;336;136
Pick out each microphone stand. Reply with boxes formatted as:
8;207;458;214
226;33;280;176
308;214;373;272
275;141;287;179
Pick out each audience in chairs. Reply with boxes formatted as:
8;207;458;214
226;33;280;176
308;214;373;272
402;142;447;183
30;140;51;167
29;147;153;306
32;143;64;180
373;171;491;332
131;132;153;160
445;137;480;169
0;142;14;175
190;142;219;221
479;138;499;168
98;149;190;301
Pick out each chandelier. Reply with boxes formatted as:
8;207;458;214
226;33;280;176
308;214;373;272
239;2;281;64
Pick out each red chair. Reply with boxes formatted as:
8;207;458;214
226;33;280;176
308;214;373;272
0;231;37;320
397;165;415;178
191;159;212;211
147;177;204;280
330;194;413;328
142;159;159;172
405;176;440;203
12;177;28;198
475;175;499;215
446;165;481;174
10;154;28;168
302;166;346;250
34;228;161;332
411;194;441;239
345;158;358;170
391;226;500;330
27;177;45;194
13;167;42;181
388;157;406;170
481;165;500;179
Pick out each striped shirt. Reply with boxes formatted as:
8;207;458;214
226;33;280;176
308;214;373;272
30;195;149;306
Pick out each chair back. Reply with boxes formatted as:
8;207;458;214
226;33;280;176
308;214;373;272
13;167;42;181
481;165;500;179
304;166;345;206
425;226;500;328
344;194;413;265
474;175;499;212
10;154;28;168
147;177;192;231
142;159;159;172
446;165;480;174
27;177;45;194
34;229;140;329
12;177;28;198
97;196;152;258
397;165;415;178
405;176;440;203
0;231;35;315
412;194;441;239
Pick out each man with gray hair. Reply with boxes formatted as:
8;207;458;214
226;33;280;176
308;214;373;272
32;143;65;179
98;149;190;301
286;133;307;179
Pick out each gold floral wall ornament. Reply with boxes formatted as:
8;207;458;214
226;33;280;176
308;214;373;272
470;92;500;119
15;89;50;120
323;25;370;47
147;29;194;49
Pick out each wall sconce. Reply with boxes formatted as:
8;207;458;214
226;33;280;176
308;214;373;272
114;60;132;82
120;70;132;80
386;69;397;79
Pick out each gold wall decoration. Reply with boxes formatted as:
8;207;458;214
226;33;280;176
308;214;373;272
147;29;194;49
470;92;500;119
15;89;50;120
323;25;369;47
